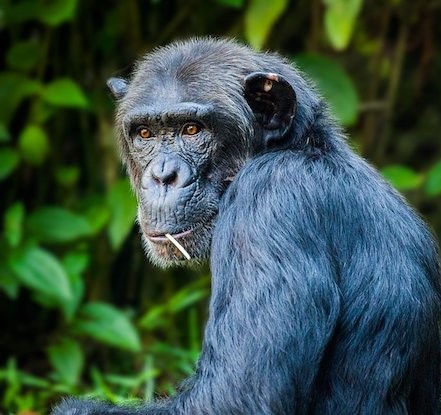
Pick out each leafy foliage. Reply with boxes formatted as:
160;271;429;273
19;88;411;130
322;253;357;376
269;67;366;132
0;0;440;413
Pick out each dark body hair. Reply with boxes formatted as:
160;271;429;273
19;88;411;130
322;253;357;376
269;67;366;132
53;38;441;415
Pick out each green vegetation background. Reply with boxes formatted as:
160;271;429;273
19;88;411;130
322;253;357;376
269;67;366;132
1;0;440;413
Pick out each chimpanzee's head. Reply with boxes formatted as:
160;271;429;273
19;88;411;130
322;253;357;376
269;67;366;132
107;38;296;266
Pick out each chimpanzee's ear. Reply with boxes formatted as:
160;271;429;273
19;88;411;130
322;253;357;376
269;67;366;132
244;72;296;149
106;77;129;99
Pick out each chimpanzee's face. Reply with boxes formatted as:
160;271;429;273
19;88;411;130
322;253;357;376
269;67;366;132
122;100;236;266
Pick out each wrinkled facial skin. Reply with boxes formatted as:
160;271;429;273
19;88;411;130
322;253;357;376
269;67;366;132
110;74;251;267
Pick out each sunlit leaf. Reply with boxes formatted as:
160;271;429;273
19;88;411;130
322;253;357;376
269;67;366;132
48;339;84;386
37;0;78;26
0;147;20;180
75;302;141;352
381;165;422;190
425;160;441;196
139;304;167;330
9;246;73;304
4;203;25;247
42;78;88;108
294;53;359;126
245;0;288;50
82;198;111;234
62;251;90;277
6;40;40;71
107;179;137;249
27;207;92;243
18;124;50;166
323;0;363;50
168;289;208;313
61;250;88;320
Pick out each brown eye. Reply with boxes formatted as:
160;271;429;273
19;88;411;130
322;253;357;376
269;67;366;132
183;123;201;136
138;127;152;140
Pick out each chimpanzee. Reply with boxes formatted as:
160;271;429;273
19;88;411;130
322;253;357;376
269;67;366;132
53;38;441;414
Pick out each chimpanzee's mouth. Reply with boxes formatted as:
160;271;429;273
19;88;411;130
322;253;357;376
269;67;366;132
146;227;195;243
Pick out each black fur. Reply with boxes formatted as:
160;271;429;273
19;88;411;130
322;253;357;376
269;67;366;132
53;38;441;415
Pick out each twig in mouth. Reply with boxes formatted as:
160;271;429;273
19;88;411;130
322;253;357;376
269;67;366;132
165;233;191;260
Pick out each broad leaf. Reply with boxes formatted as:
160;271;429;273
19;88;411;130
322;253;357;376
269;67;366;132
381;165;422;191
42;78;88;108
323;0;363;50
294;53;359;126
6;40;40;71
245;0;288;50
0;73;41;124
75;302;141;352
55;166;80;186
107;179;137;249
26;206;92;243
4;203;25;247
18;124;50;166
0;148;20;180
37;0;78;26
48;339;84;386
8;246;73;304
425;160;441;196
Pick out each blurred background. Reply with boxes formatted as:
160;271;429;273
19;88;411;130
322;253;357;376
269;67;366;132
1;0;441;413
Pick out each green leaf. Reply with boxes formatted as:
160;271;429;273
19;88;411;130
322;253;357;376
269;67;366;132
18;124;50;166
1;1;39;25
245;0;288;50
169;289;208;313
107;179;137;249
381;165;422;190
216;0;244;8
48;339;84;386
0;73;41;124
0;264;20;298
6;40;40;71
0;123;11;142
61;251;88;319
4;203;25;247
42;78;88;108
37;0;78;26
323;0;363;50
0;148;20;180
81;197;111;234
62;251;90;277
425;160;441;196
75;302;141;352
8;246;73;304
139;304;167;330
27;207;92;243
294;53;359;126
55;166;80;186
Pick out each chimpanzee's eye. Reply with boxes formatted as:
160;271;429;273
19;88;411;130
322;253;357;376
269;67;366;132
137;126;152;140
182;122;202;136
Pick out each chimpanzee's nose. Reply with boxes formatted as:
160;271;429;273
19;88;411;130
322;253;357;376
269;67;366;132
142;155;194;189
151;158;178;186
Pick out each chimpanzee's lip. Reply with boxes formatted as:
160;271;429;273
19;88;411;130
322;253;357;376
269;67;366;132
147;227;194;243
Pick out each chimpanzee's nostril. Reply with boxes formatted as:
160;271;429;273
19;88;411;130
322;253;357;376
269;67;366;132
152;169;178;186
144;155;194;189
